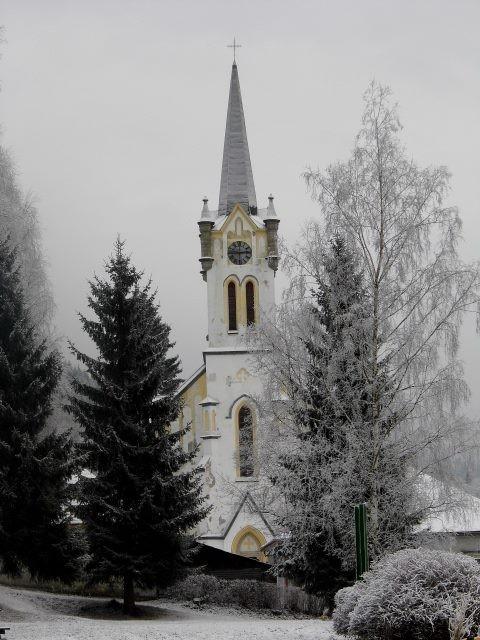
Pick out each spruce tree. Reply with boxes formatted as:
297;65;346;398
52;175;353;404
69;240;208;614
0;237;78;580
271;237;411;607
271;237;365;602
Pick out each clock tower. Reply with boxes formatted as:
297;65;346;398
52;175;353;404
174;59;280;560
198;60;279;350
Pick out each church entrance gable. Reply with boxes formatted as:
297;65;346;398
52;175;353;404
221;492;274;562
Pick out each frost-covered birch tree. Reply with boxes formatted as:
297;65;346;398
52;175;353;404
0;145;54;338
1;31;53;334
1;34;64;433
250;81;480;580
303;81;480;520
0;115;73;439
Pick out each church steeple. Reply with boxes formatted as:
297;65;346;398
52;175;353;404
218;62;257;217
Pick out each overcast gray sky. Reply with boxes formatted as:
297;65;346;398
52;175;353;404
1;0;479;414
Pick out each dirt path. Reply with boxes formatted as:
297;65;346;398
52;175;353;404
0;584;336;640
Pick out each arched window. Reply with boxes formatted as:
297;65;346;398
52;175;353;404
238;405;254;477
246;281;255;325
236;532;262;559
228;281;237;331
232;526;267;562
237;532;260;558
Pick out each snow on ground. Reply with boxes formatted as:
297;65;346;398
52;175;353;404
0;585;337;640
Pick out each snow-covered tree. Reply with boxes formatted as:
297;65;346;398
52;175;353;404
0;30;52;335
256;237;419;602
250;82;479;579
0;144;80;445
0;237;79;580
68;239;209;614
268;237;366;599
0;145;54;338
302;81;480;548
1;62;64;433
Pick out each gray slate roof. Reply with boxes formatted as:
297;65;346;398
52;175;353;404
218;62;257;217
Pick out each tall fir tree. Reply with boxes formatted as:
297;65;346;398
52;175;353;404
270;237;413;606
69;240;209;614
0;237;79;580
271;236;365;602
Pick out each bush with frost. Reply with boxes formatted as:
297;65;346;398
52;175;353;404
163;573;326;614
333;548;480;640
333;582;366;636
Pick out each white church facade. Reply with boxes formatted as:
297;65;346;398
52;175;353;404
172;60;279;562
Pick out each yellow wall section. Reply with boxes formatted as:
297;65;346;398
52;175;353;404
178;371;207;444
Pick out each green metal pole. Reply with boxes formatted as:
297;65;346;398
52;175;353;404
361;503;369;575
355;505;361;580
355;503;369;580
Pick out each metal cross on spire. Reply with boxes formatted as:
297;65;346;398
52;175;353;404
227;38;241;63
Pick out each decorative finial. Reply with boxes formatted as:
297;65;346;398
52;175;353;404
201;197;211;219
227;38;241;64
266;193;278;219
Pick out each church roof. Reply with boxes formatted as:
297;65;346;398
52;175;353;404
175;363;206;397
218;62;257;217
198;491;276;540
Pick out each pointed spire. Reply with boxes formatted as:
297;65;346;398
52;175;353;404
218;62;257;217
200;196;213;220
265;194;278;219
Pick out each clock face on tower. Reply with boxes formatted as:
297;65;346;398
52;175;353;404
228;241;252;265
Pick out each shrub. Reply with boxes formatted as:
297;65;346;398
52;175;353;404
333;583;365;636
162;573;326;615
163;574;221;601
333;548;480;640
163;573;277;609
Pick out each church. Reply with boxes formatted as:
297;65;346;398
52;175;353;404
172;58;279;563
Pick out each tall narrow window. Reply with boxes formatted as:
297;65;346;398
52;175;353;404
238;405;254;477
228;281;237;331
246;281;255;325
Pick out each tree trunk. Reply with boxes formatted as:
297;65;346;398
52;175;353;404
123;573;136;615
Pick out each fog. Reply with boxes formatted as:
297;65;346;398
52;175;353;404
1;0;479;415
